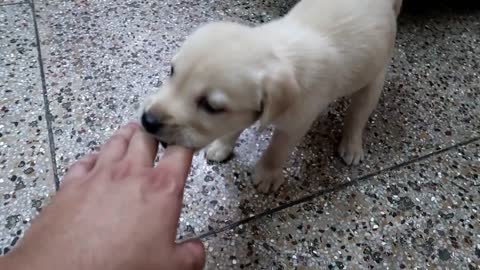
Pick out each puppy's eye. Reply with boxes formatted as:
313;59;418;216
169;65;175;77
198;96;226;114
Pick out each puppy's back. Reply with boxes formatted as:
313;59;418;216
281;0;401;94
287;0;399;33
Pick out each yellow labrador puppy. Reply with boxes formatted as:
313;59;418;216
141;0;403;193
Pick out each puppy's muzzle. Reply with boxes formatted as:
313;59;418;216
141;112;168;148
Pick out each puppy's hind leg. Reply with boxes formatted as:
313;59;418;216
339;68;386;165
205;131;242;162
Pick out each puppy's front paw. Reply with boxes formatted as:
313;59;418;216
205;140;234;162
338;137;364;165
253;166;285;193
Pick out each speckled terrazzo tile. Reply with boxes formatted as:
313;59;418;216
204;142;480;269
35;0;480;238
0;1;27;6
0;5;55;254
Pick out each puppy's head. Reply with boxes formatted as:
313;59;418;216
141;22;300;149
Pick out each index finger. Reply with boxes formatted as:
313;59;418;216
124;128;159;169
148;146;193;241
156;146;193;185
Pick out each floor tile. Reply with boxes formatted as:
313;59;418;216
204;142;480;269
0;4;55;254
0;1;27;6
34;0;480;238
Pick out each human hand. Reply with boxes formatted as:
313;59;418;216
2;123;205;270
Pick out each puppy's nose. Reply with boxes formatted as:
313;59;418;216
141;112;163;133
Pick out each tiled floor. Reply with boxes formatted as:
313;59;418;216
1;0;479;269
0;2;54;252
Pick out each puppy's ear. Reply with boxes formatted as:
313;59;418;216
258;63;300;128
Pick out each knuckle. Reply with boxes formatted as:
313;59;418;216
66;161;81;173
64;161;86;178
107;134;130;148
151;168;183;196
163;175;183;196
111;160;133;180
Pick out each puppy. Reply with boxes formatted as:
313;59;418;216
141;0;403;193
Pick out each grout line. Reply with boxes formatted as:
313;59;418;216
0;1;27;7
29;0;60;190
192;136;480;241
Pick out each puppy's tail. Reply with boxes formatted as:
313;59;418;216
393;0;403;17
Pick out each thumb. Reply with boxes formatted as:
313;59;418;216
175;239;206;270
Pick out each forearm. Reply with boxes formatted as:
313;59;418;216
0;253;22;270
0;249;51;270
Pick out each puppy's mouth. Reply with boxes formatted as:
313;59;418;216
140;128;201;151
140;128;169;149
159;140;168;148
156;137;200;152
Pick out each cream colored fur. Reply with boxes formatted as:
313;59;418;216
142;0;403;193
